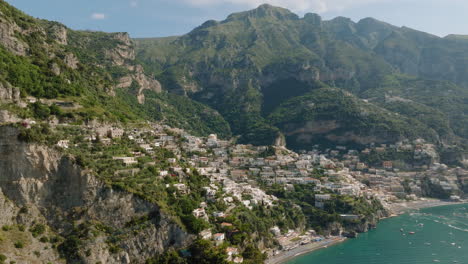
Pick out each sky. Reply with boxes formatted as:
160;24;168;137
5;0;468;38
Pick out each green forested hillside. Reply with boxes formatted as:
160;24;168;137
0;0;230;137
135;4;468;153
269;88;440;149
2;0;467;153
361;75;468;140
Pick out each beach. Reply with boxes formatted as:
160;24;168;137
279;203;468;264
266;199;467;264
265;237;347;264
385;199;467;215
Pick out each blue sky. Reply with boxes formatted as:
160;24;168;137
6;0;468;38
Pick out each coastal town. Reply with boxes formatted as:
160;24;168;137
28;118;465;263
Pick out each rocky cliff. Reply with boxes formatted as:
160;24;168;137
323;203;389;238
0;126;193;263
0;81;20;103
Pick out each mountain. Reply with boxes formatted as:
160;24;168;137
1;2;468;263
135;4;468;159
0;4;385;261
268;87;441;149
0;0;231;138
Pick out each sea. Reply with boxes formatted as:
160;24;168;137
288;204;468;264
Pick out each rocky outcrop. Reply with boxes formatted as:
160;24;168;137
113;32;133;46
274;132;286;147
133;65;162;104
0;126;193;263
114;66;162;104
64;53;79;69
50;62;61;75
116;76;133;89
104;33;135;66
100;33;162;101
0;81;21;103
323;208;388;239
0;12;28;56
50;24;68;45
0;110;20;123
0;185;62;263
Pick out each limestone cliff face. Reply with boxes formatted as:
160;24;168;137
0;126;193;263
115;65;162;104
103;32;136;66
0;8;161;105
0;81;21;103
133;65;162;104
0;10;28;56
103;33;162;102
0;188;63;263
50;24;68;45
323;207;388;238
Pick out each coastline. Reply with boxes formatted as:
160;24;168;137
266;199;466;264
385;199;468;216
265;237;346;264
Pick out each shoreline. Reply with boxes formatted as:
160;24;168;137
266;199;466;264
265;237;346;264
385;199;468;216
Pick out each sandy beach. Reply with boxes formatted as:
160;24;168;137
265;237;347;264
266;199;467;264
386;199;467;215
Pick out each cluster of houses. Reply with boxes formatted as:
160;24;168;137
49;121;468;261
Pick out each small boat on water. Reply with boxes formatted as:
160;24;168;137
409;232;416;235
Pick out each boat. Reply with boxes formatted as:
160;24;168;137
408;232;416;235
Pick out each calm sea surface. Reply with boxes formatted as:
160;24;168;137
288;204;468;264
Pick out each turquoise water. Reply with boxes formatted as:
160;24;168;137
288;204;468;264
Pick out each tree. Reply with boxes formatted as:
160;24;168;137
188;239;228;264
146;250;186;264
242;244;266;264
30;102;51;119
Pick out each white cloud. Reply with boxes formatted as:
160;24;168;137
91;13;106;20
130;0;138;7
181;0;393;13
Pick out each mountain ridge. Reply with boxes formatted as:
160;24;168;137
1;2;468;263
135;4;468;160
0;0;232;138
